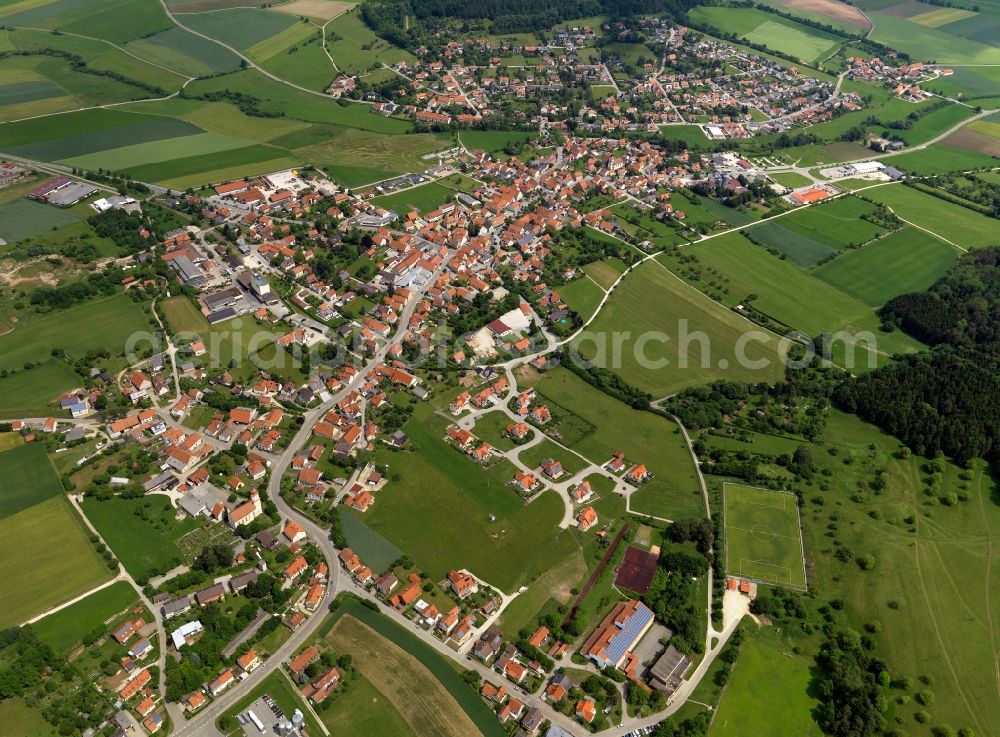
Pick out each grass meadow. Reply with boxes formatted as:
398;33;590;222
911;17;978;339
0;443;111;628
124;26;241;77
323;10;415;74
370;181;455;214
522;365;705;521
183;69;412;133
709;627;820;736
865;184;1000;249
366;403;565;592
320;675;417;737
0;442;63;517
0;698;59;737
285;126;452;187
559;275;605;321
0;360;83;418
582;258;628;289
796;410;1000;733
81;495;200;582
776;195;887;251
340;511;402;573
573;259;785;396
0;292;151;373
32;580;138;653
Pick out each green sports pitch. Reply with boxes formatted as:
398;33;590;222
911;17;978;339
724;483;807;590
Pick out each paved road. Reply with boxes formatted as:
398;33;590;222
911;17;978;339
174;252;451;737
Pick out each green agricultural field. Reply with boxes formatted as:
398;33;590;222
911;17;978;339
2;109;202;161
667;232;925;367
559;275;605;321
741;219;834;266
776;195;888;250
124;26;241;77
0;494;112;628
813;227;958;306
320;675;417;737
341;511;402;574
709;627;820;737
865;184;1000;249
183;69;412;133
0;432;24;452
0;442;63;518
370;181;455;215
724;483;807;589
5;26;187;93
497;529;588;635
0;359;83;418
246;17;315;61
0;292;151;374
867;10;1000;63
81;496;200;583
0;0;171;43
924;65;1000;100
882;144;999;175
365;403;565;592
874;102;974;147
0;198;83;243
524;365;705;521
124;144;299;188
573;260;784;396
178;7;298;51
756;0;870;31
61;132;254;172
141;98;308;142
0;443;111;627
32;580;137;653
323;10;415;74
160;295;210;334
0;77;64;107
688;6;844;64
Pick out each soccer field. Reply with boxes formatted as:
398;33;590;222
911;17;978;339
724;483;807;590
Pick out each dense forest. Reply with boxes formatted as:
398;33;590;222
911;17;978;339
878;247;1000;346
362;0;704;43
835;247;1000;464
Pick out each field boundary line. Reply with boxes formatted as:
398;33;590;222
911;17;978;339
9;24;194;81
